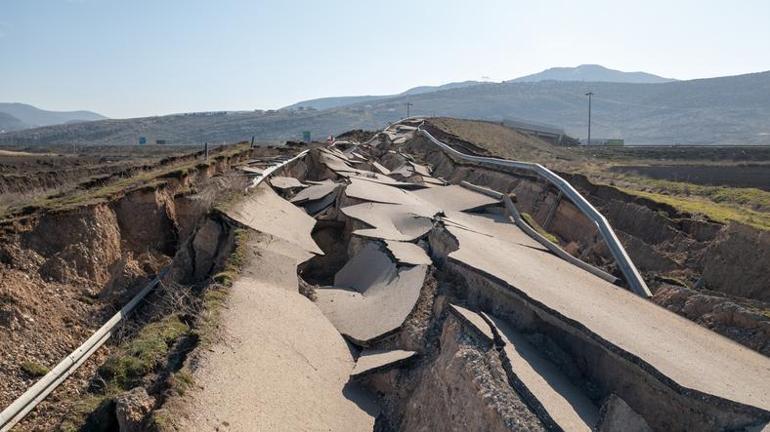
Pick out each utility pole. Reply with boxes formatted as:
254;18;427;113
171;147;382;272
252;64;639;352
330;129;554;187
405;102;413;119
585;91;593;145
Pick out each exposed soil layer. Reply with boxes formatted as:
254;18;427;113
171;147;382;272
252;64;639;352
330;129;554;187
0;145;194;213
0;143;295;430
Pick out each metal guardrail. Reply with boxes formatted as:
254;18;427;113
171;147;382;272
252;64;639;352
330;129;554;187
459;180;619;285
0;272;166;431
1;148;312;431
415;124;651;298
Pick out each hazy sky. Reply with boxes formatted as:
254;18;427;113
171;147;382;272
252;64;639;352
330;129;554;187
2;0;769;118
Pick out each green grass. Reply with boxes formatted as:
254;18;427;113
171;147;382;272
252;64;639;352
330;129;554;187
201;229;249;344
613;173;770;211
621;188;770;231
148;408;176;432
20;361;49;377
99;315;190;390
57;395;112;432
521;212;560;244
171;369;195;396
211;228;249;287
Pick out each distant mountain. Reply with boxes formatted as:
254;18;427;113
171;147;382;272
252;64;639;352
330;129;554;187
0;112;26;133
0;103;106;130
3;71;769;146
284;65;675;112
509;64;676;84
283;81;483;111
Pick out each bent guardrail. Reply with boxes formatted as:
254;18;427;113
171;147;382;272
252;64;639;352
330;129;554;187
415;124;651;298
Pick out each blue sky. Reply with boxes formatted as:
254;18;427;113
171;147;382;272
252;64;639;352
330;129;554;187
1;0;769;118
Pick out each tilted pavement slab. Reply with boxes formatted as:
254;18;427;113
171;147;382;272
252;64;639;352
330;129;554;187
351;349;417;377
448;303;495;344
485;313;599;431
342;202;437;242
225;182;323;255
345;177;433;207
315;243;427;344
384;240;432;266
268;175;307;190
175;233;377;432
289;181;338;204
442;210;547;252
411;184;500;212
444;223;770;413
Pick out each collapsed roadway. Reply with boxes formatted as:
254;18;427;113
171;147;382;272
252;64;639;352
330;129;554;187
170;119;770;431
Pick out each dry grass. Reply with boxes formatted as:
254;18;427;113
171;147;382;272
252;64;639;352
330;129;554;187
1;143;250;219
429;117;577;163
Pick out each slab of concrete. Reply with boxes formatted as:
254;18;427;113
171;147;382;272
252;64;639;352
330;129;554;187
290;181;338;204
342;202;436;242
485;313;599;431
351;349;418;377
315;243;427;344
372;161;391;175
345;177;432;207
239;166;264;175
389;164;414;178
174;233;377;432
409;161;432;177
444;223;770;413
442;210;546;252
269;176;307;190
384;240;432;265
302;190;338;215
420;175;446;186
225;183;323;255
412;184;500;212
448;304;495;343
337;169;420;187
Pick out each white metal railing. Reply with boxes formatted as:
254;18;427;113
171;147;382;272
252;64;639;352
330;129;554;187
415;124;651;298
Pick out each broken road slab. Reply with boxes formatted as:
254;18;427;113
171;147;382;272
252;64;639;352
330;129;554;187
412;184;501;212
444;222;770;413
225;183;323;255
345;177;433;207
268;175;307;190
289;180;337;204
351;349;418;377
342;202;436;242
315;243;427;344
174;234;376;432
384;240;432;265
485;313;599;432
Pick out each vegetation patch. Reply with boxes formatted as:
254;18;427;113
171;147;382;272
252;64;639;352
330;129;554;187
521;212;560;244
21;360;50;377
202;228;249;344
620;188;770;231
99;315;190;391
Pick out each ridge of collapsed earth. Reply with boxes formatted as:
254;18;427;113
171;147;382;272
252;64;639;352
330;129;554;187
161;120;769;431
